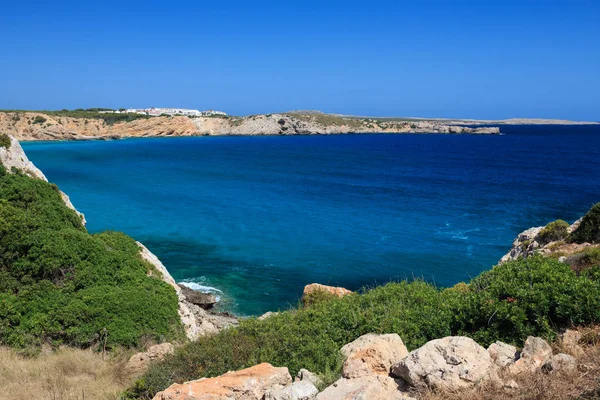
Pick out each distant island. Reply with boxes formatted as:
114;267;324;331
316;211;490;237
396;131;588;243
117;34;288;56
0;108;596;141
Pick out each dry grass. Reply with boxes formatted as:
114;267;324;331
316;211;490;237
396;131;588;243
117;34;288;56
419;329;600;400
0;346;136;400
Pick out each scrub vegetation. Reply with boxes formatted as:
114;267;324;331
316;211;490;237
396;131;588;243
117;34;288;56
127;249;600;399
0;166;183;349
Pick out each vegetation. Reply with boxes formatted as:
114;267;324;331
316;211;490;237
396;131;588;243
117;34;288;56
2;109;150;126
538;219;570;244
32;115;47;125
571;203;600;244
0;134;11;149
0;167;182;349
0;345;133;400
126;254;600;399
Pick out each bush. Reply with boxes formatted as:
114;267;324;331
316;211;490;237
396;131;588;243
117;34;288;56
0;134;11;149
125;255;600;399
0;171;183;349
565;247;600;273
32;116;47;124
538;219;570;244
571;203;600;244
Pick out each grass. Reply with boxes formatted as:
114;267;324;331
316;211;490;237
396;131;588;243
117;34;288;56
0;346;135;400
1;109;151;126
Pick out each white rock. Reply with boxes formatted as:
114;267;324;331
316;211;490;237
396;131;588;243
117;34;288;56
296;369;323;388
265;380;319;400
487;341;519;368
391;336;499;391
509;336;553;375
317;375;413;400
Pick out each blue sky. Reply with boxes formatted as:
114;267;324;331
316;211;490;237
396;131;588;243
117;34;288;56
1;0;599;120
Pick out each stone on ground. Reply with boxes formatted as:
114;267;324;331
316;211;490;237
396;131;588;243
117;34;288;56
341;333;408;379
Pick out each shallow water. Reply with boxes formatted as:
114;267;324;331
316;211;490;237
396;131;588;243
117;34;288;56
22;126;600;315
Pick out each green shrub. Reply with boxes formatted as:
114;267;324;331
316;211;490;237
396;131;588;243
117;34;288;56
571;203;600;244
0;171;183;349
538;219;570;244
0;134;11;149
125;255;600;399
32;116;47;124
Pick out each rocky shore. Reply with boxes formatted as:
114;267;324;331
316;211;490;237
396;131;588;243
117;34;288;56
0;111;500;141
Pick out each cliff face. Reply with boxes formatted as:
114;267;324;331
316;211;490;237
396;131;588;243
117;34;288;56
0;112;499;141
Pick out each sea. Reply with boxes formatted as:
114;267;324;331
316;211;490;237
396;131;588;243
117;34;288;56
22;125;600;316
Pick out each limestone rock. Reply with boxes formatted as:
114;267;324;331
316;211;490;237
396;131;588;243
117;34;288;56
542;353;577;374
295;369;323;388
126;343;174;375
153;363;292;400
341;333;408;379
487;341;519;368
317;375;413;400
302;284;352;303
561;329;584;357
179;284;217;310
391;336;499;391
509;336;553;375
265;381;319;400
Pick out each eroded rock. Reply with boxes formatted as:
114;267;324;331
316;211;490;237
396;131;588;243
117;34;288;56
487;341;519;368
153;363;292;400
126;343;174;375
265;380;319;400
179;284;217;310
509;336;553;375
542;353;577;374
341;333;408;379
302;284;352;304
317;375;413;400
296;369;323;388
391;336;499;391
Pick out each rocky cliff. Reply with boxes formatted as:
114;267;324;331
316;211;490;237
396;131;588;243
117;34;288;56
0;112;500;141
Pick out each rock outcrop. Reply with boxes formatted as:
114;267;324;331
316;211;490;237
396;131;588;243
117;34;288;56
509;336;553;375
0;111;500;142
179;284;217;310
153;363;292;400
301;284;352;304
391;336;499;391
265;380;319;400
126;343;175;375
340;334;408;379
499;218;592;263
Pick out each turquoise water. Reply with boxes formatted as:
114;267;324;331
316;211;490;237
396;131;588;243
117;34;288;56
22;126;600;315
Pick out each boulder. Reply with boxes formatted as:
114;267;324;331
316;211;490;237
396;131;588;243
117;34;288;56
296;369;323;388
542;353;577;374
317;375;413;400
153;363;292;400
509;336;553;375
561;329;584;357
302;284;352;303
391;336;499;391
341;333;408;379
487;341;519;368
265;381;319;400
179;284;217;310
126;343;174;375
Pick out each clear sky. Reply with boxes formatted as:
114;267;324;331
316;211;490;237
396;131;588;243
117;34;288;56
1;0;599;120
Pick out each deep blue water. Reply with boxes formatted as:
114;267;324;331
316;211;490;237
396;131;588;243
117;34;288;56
22;126;600;316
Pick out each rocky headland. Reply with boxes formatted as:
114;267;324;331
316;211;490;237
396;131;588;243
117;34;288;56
0;111;500;141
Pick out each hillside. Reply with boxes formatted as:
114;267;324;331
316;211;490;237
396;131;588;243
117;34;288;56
0;111;499;141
